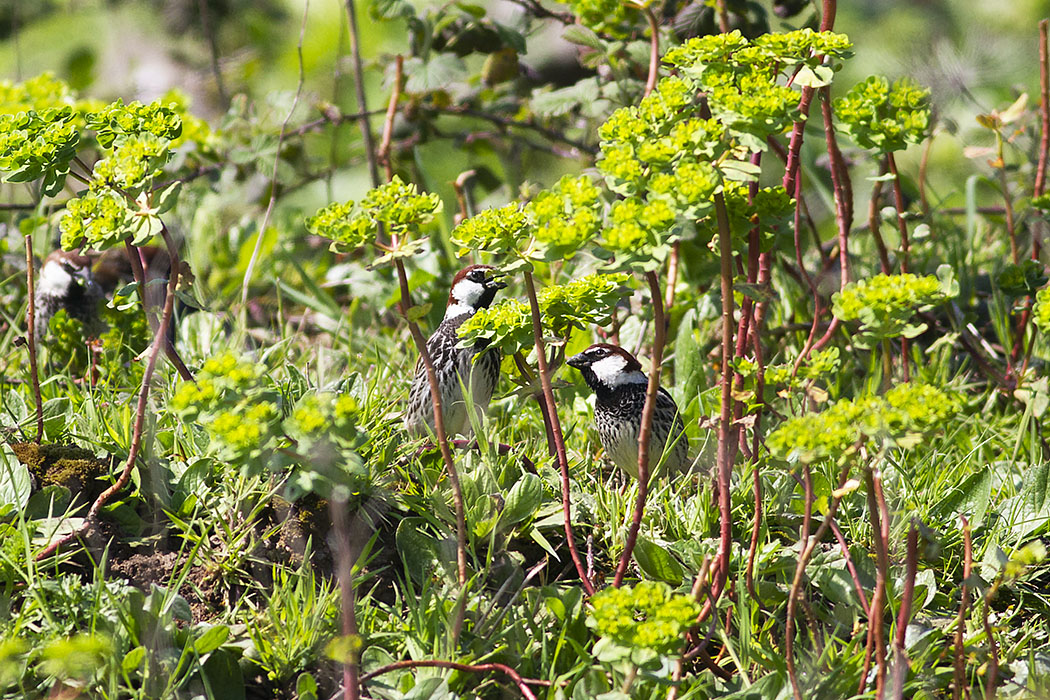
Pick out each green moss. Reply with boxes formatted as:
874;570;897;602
10;442;109;502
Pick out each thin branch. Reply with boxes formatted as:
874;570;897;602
821;87;852;290
891;521;919;699
196;0;229;108
23;233;43;442
240;0;309;308
868;161;893;274
332;497;362;700
642;8;660;98
952;516;972;700
786;460;853;700
344;0;381;187
377;56;404;180
360;660;541;700
426;105;597;155
613;270;665;587
524;270;594;595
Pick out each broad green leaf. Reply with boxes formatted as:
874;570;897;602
930;468;991;527
0;445;31;511
193;624;229;655
633;535;684;584
501;473;542;527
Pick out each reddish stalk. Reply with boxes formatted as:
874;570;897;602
981;588;1000;699
891;522;919;698
342;0;380;188
698;191;737;621
862;466;891;698
121;240;193;382
613;271;666;587
1036;20;1050;261
867;163;893;275
642;8;660;98
744;247;770;603
524;270;594;595
360;660;541;699
791;177;827;375
36;230;182;561
665;242;680;309
952;517;972;700
23;234;43;442
831;518;870;616
785;460;854;700
331;498;361;700
886;152;912;380
820;87;853;290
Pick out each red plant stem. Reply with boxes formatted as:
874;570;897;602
613;271;665;587
331;498;361;700
643;8;659;98
698;191;736;623
886;153;911;274
868;162;893;274
786;460;853;700
786;463;814;700
952;517;972;700
360;660;541;700
982;589;1000;699
23;233;43;443
713;0;730;33
1036;20;1050;247
524;270;594;595
121;240;193;382
791;176;824;375
863;466;891;698
745;249;770;602
891;522;919;698
820;87;853;291
36;231;182;561
830;517;870;616
665;242;680;309
886;152;912;381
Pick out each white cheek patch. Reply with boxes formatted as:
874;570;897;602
591;354;648;387
452;278;485;306
37;260;74;296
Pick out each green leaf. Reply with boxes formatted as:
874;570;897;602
562;25;604;50
295;672;318;700
1010;462;1050;540
122;646;146;675
201;649;245;700
633;535;684;584
0;445;31;512
501;473;543;527
154;180;182;215
193;624;229;655
794;64;835;88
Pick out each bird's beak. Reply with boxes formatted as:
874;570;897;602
566;352;586;369
485;272;508;290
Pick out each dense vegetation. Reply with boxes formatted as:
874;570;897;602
1;0;1049;698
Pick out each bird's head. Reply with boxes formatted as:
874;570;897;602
38;250;96;299
445;264;506;318
567;343;647;390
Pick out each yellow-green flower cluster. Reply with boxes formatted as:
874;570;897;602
602;197;677;253
450;203;531;256
0;108;79;195
308;176;442;254
832;273;952;343
0;73;77;115
92;133;170;193
86;99;183;149
835;76;930;153
1035;286;1050;333
306;201;373;252
587;581;700;656
528;175;603;258
458;273;630;353
566;0;638;37
287;392;358;440
59;186;135;250
768;383;958;464
172;352;282;462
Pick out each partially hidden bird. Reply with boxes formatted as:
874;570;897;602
567;343;689;479
34;250;106;339
405;264;507;437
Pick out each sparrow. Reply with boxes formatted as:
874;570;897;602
33;250;105;338
405;264;507;437
567;343;689;479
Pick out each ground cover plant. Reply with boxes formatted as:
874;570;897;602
1;0;1050;698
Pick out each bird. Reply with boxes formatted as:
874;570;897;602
33;250;105;339
567;343;689;479
405;264;507;437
